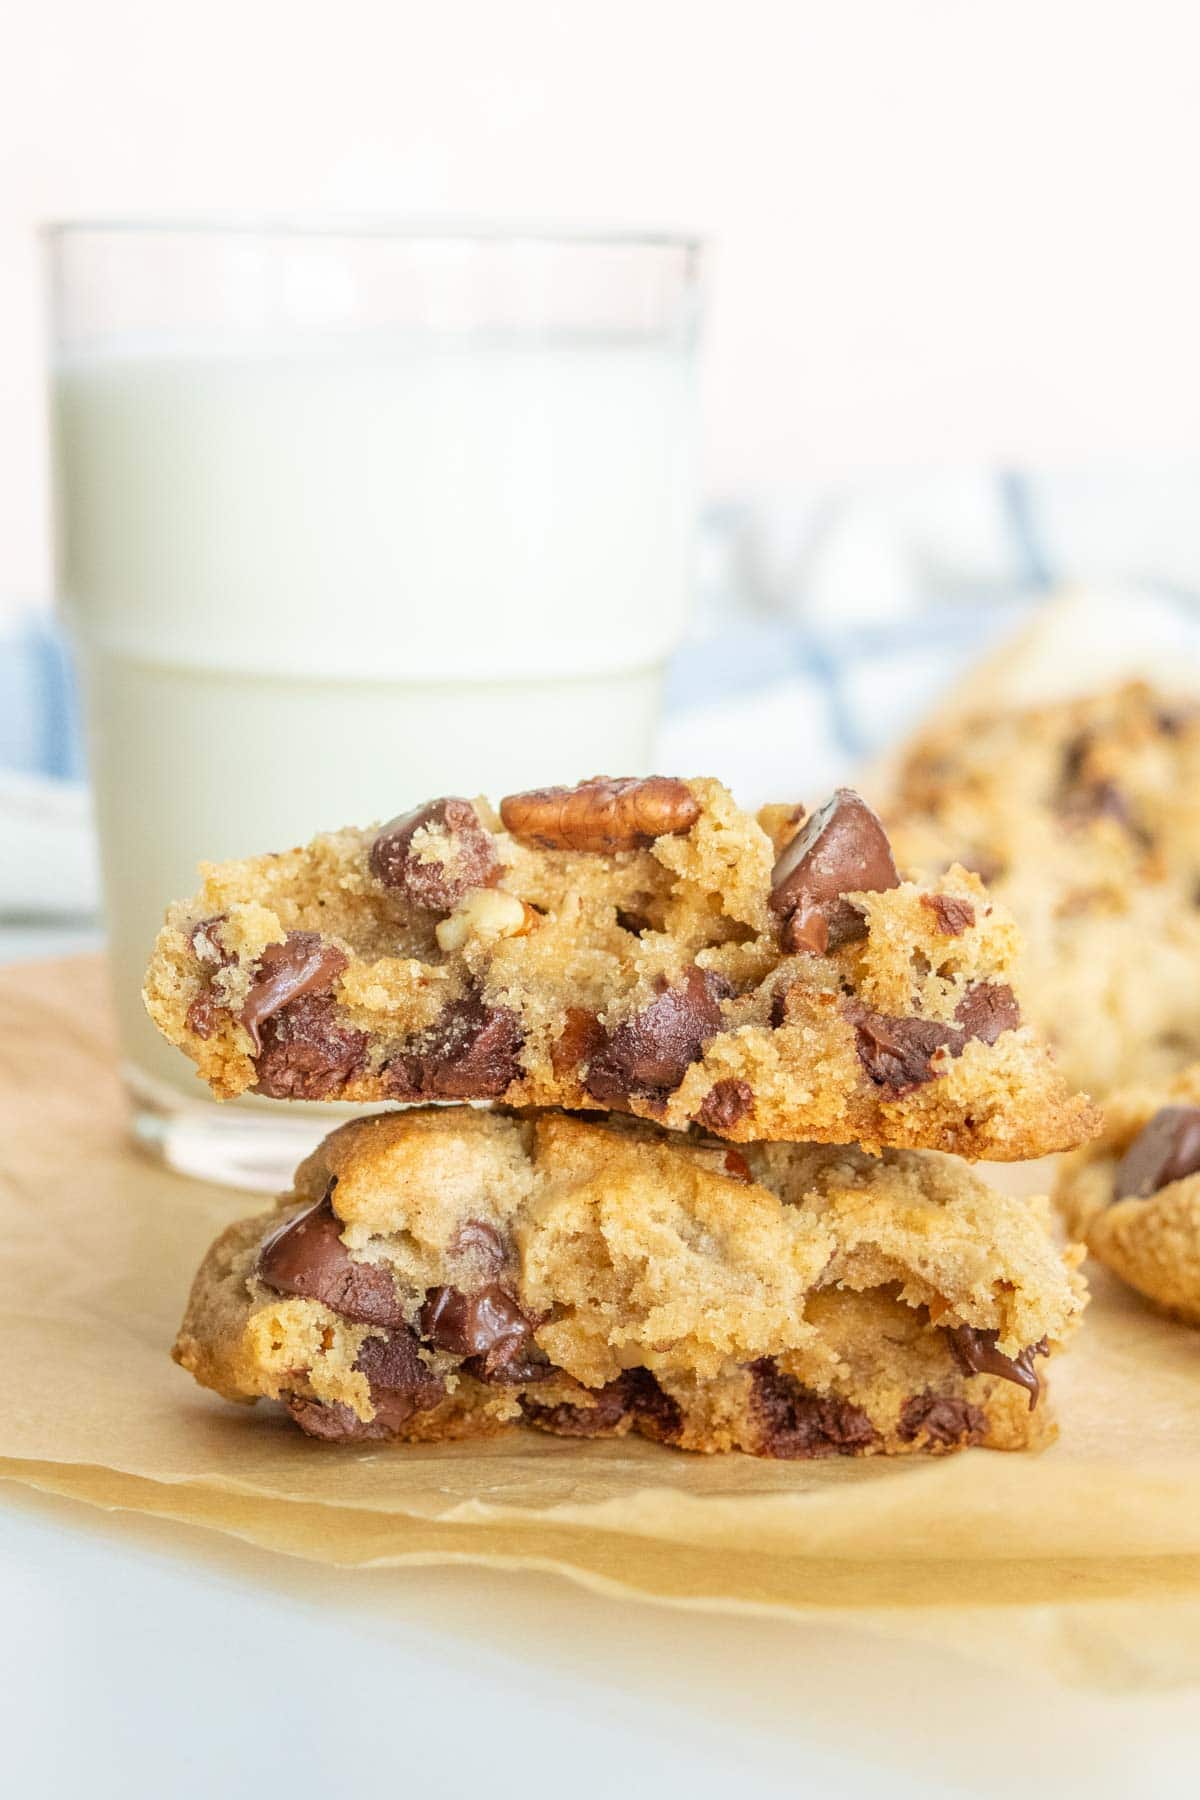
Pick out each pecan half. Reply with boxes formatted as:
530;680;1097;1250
499;776;699;853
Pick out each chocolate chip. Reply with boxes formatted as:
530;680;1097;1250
384;994;524;1100
240;932;348;1053
185;991;223;1040
448;1219;507;1276
584;966;729;1106
845;982;1021;1095
921;893;976;935
354;1327;445;1416
190;914;233;966
696;1078;755;1133
945;1325;1046;1409
369;797;500;911
952;981;1021;1044
769;789;900;953
523;1369;682;1442
523;1381;635;1438
418;1283;534;1362
1114;1106;1200;1200
287;1325;446;1439
550;1006;607;1079
252;994;368;1099
285;1396;395;1441
467;1342;556;1385
750;1360;878;1458
256;1194;405;1327
844;1005;954;1095
897;1393;987;1446
621;1368;684;1443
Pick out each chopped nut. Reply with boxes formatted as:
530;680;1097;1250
435;887;537;953
499;776;699;852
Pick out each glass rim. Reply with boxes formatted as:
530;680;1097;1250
42;214;704;253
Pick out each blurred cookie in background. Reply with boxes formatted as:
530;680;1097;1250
886;681;1200;1098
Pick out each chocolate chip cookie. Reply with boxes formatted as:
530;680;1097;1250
175;1106;1087;1456
1055;1064;1200;1325
144;777;1097;1159
887;682;1200;1098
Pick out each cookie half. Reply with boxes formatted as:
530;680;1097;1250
176;1106;1087;1456
144;778;1097;1159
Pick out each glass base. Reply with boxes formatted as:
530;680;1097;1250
125;1063;355;1192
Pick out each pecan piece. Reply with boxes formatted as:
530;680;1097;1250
499;776;699;853
369;797;500;911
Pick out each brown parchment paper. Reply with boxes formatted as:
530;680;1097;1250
1;956;1198;1690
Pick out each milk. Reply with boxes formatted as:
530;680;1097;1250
53;333;696;1156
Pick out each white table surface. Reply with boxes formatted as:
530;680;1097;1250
3;930;1198;1798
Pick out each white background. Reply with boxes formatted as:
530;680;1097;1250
5;0;1200;602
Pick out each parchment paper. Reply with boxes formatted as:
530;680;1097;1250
1;955;1198;1690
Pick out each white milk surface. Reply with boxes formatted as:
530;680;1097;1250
54;333;694;1099
55;334;694;678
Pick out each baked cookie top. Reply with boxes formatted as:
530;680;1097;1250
887;682;1200;1098
1055;1063;1200;1326
176;1106;1087;1456
144;777;1098;1157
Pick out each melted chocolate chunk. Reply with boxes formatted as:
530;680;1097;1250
584;966;729;1106
846;982;1021;1095
723;1148;753;1183
449;1218;508;1276
253;994;368;1099
696;1078;755;1133
418;1283;534;1362
369;797;500;911
286;1326;444;1440
355;1328;445;1417
240;932;349;1053
769;789;900;953
1114;1106;1200;1200
523;1369;682;1442
384;995;524;1100
749;1359;878;1458
921;893;976;935
945;1325;1046;1410
256;1194;405;1327
285;1396;394;1442
897;1393;987;1446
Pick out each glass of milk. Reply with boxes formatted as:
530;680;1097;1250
47;220;703;1187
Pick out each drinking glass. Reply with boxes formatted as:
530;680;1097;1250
47;220;703;1187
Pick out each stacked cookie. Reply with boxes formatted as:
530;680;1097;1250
888;680;1200;1327
147;777;1097;1458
